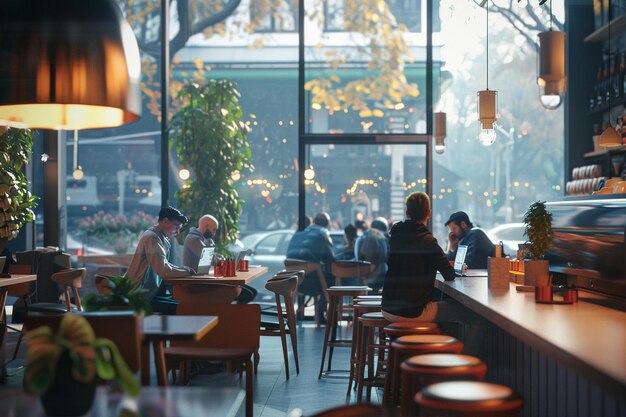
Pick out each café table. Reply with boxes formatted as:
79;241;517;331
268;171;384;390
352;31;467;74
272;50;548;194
163;265;268;287
0;274;37;381
142;315;218;386
0;386;245;417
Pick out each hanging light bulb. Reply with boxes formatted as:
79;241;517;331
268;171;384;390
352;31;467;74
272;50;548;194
537;1;566;110
304;165;316;181
478;90;497;146
178;166;190;180
477;1;497;146
72;165;84;180
434;112;447;154
517;0;528;7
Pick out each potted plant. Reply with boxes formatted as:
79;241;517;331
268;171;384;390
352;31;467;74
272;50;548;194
522;200;553;287
0;127;37;251
169;80;254;255
24;314;140;416
84;275;152;315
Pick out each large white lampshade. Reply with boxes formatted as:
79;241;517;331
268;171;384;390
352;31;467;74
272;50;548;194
0;0;141;130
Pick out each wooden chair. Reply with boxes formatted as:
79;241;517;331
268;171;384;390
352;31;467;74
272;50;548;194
6;264;35;359
331;260;375;287
284;259;327;325
164;303;260;417
260;272;300;380
24;311;143;374
13;268;87;359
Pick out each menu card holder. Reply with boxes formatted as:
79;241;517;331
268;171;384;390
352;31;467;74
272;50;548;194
488;257;510;289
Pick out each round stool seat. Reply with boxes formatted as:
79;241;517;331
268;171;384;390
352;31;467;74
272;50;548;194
402;354;487;379
327;286;371;297
355;295;382;299
360;311;386;322
392;334;463;353
416;381;523;415
356;300;382;307
384;321;440;338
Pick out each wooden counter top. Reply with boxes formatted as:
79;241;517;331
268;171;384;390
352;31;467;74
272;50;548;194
435;276;626;394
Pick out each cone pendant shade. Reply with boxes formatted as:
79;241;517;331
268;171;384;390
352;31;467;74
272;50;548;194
537;31;566;110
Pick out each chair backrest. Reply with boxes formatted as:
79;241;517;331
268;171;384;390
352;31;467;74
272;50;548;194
275;269;305;287
172;283;242;304
284;258;328;295
265;273;298;297
173;303;261;350
331;260;375;280
24;311;143;373
51;268;87;311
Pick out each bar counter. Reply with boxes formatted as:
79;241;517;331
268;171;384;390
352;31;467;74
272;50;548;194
435;274;626;417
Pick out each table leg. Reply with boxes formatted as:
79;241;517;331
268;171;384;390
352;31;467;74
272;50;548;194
153;340;168;386
0;288;8;384
141;341;151;385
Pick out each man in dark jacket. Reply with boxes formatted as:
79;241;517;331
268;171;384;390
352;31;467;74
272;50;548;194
382;192;455;320
445;211;494;269
286;212;334;322
382;193;485;354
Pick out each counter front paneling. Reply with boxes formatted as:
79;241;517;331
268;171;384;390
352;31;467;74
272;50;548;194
435;275;626;416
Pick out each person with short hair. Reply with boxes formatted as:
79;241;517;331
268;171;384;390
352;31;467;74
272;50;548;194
382;193;484;354
125;206;194;314
445;211;494;269
354;217;389;292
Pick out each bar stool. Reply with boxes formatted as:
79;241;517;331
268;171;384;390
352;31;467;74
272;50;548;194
347;301;382;395
415;381;523;417
356;311;390;402
384;321;441;341
319;285;371;379
400;354;487;417
384;334;464;407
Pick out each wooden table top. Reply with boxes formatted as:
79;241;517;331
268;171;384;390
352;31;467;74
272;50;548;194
143;315;218;341
0;274;37;287
0;386;245;417
435;275;626;393
163;265;268;286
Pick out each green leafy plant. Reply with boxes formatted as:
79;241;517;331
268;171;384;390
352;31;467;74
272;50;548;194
84;276;152;315
24;314;140;397
170;80;254;253
523;200;553;260
0;127;37;241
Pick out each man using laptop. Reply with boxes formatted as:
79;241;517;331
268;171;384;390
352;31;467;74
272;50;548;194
183;213;256;303
445;211;494;269
126;206;195;314
381;192;484;354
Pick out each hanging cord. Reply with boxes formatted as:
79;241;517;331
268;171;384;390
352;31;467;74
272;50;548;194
486;0;489;90
549;0;553;31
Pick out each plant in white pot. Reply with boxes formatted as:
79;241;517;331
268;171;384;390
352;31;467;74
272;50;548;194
522;201;553;287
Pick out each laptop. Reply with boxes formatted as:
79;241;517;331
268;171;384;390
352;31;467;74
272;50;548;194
453;245;486;277
195;246;215;275
235;249;251;266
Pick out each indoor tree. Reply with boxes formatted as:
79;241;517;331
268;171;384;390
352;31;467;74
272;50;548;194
169;80;254;250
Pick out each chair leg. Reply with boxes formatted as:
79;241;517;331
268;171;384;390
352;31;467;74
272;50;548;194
253;350;260;375
245;359;253;417
276;294;290;380
318;295;335;378
285;298;300;374
11;329;24;360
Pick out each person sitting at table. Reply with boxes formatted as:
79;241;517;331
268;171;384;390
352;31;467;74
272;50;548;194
125;206;194;314
355;217;389;292
445;211;494;269
382;192;484;354
183;213;257;304
334;223;357;261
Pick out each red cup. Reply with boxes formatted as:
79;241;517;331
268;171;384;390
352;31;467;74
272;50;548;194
238;259;248;271
535;286;553;303
563;289;578;303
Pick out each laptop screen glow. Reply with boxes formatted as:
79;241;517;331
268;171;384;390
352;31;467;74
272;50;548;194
196;247;215;275
453;245;468;275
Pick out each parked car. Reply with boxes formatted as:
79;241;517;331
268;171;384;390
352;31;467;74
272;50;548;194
240;229;345;300
485;223;526;256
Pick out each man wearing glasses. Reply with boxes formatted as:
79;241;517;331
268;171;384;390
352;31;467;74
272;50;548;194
126;206;194;314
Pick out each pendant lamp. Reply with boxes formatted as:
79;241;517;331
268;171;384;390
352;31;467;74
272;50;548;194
478;1;497;146
434;112;447;155
537;0;566;110
0;0;141;130
72;130;84;180
598;0;622;148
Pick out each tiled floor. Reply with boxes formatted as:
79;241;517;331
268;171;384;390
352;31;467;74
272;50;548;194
3;316;381;417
